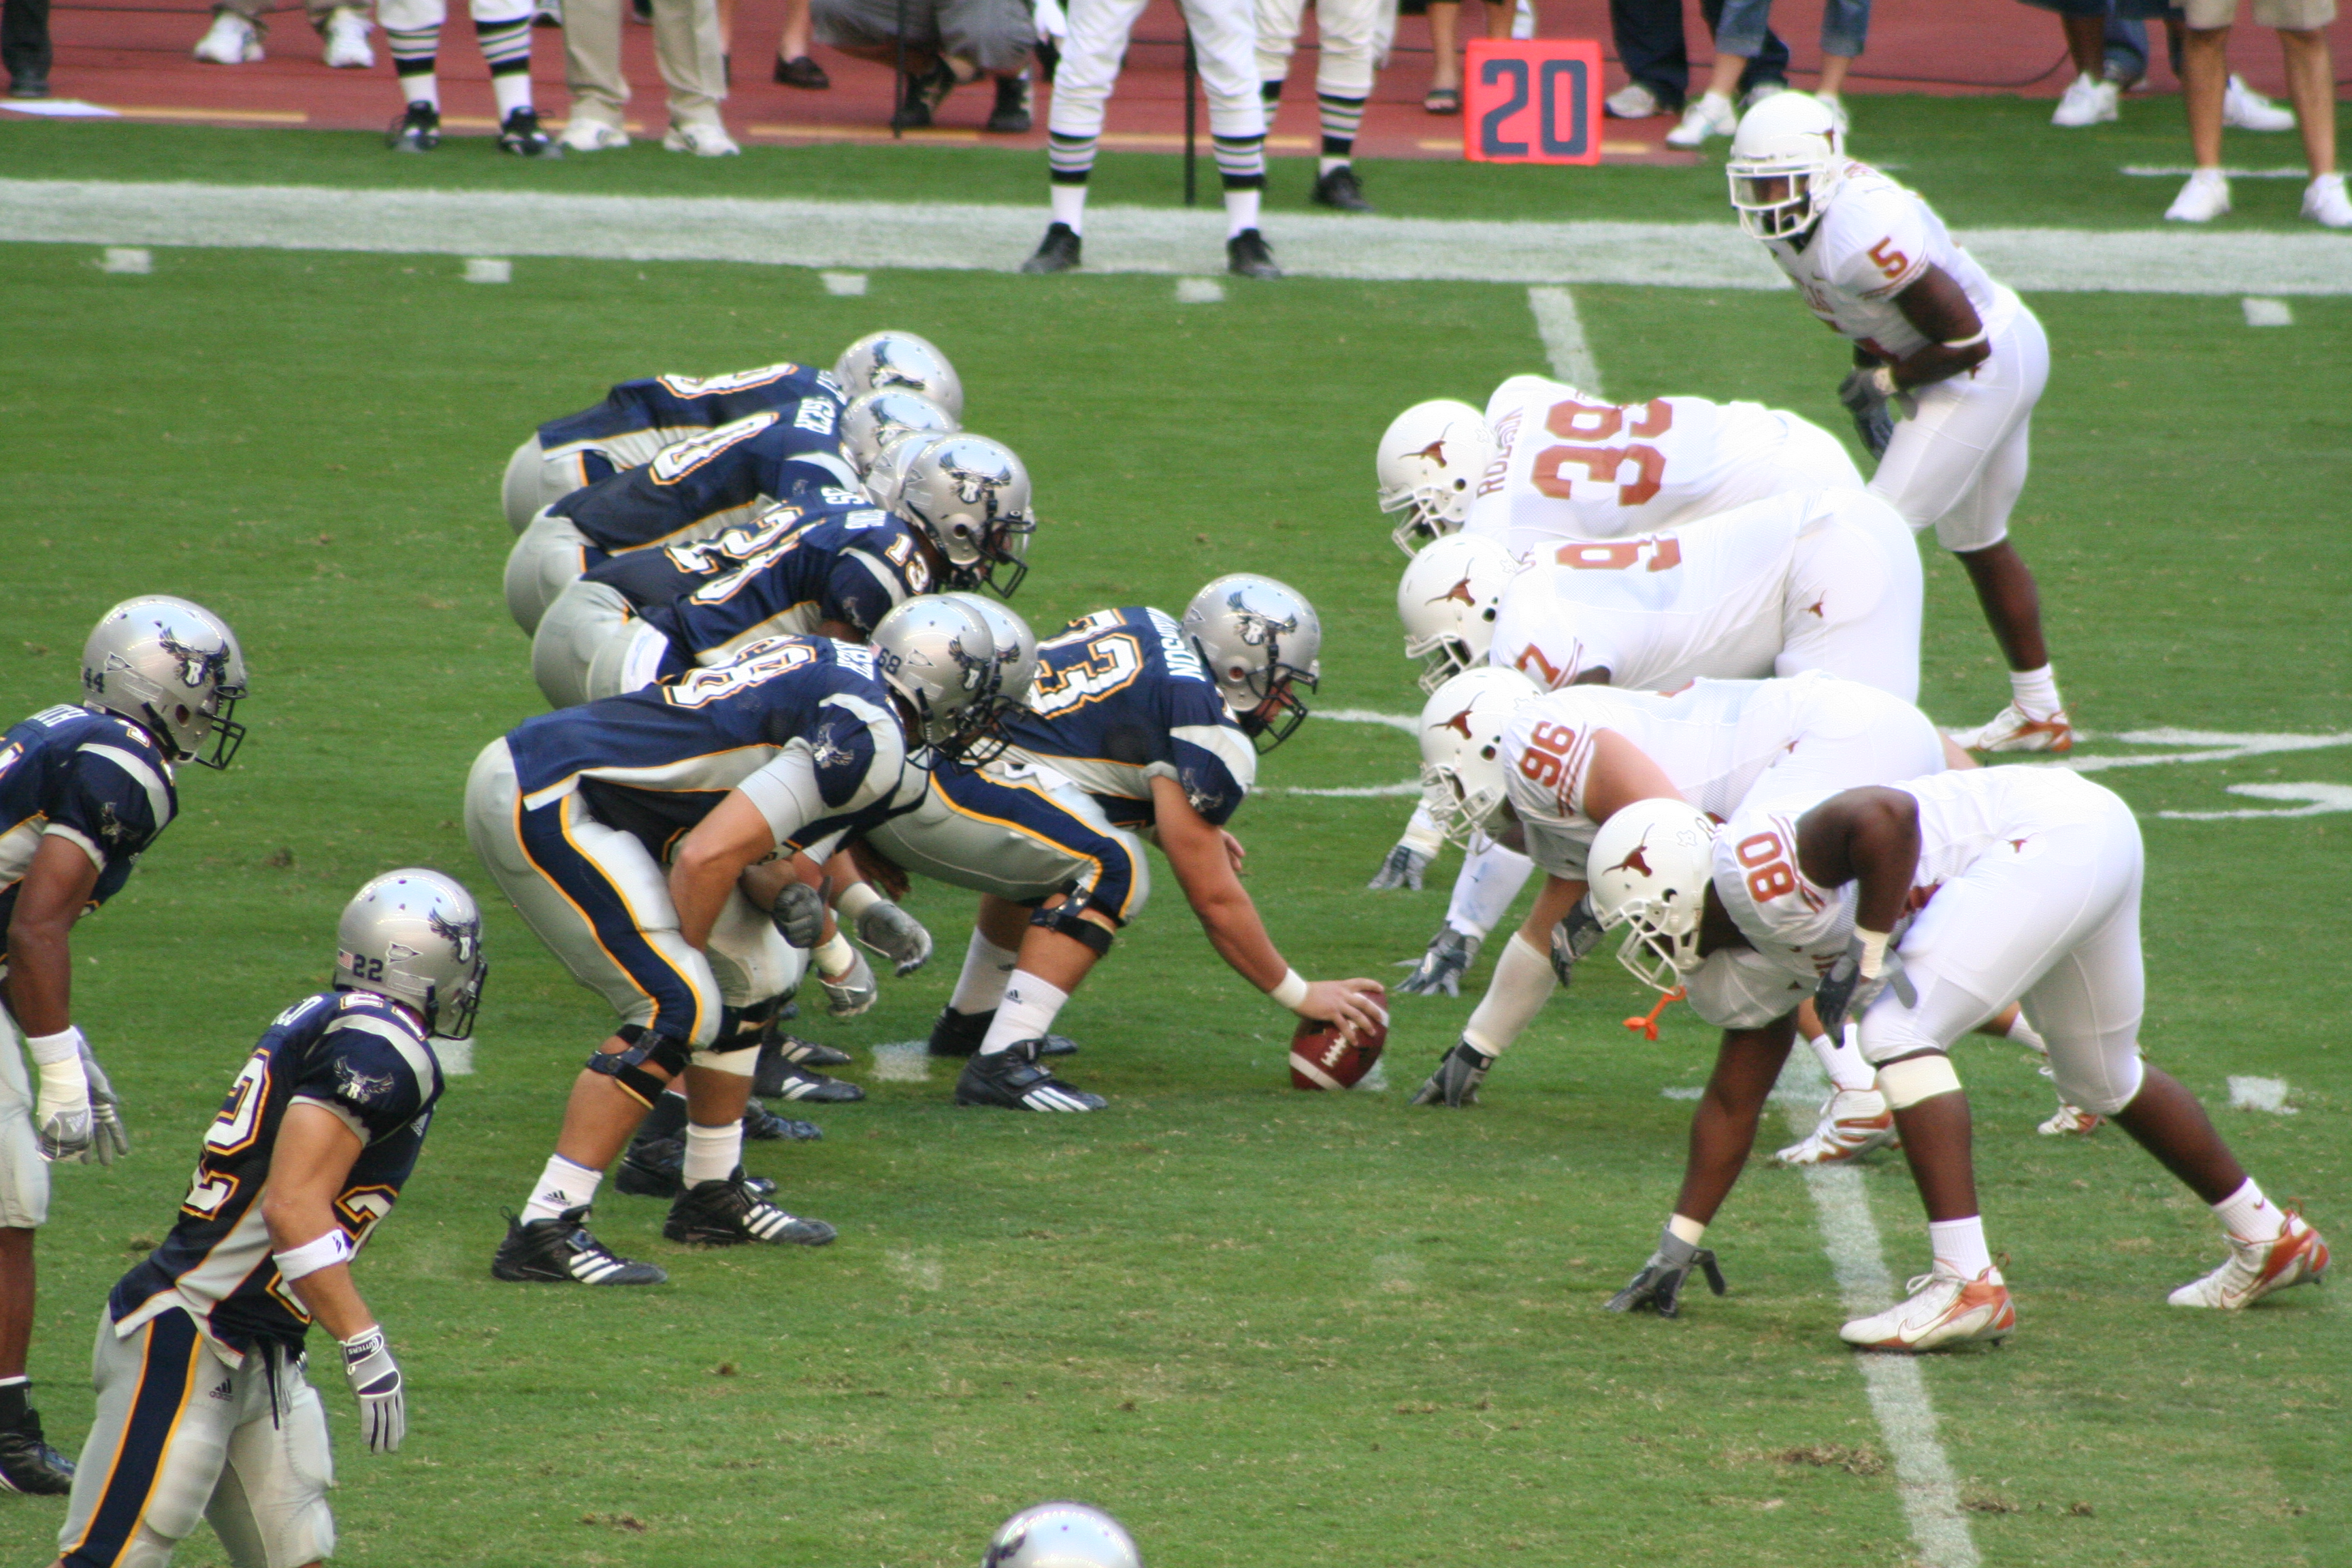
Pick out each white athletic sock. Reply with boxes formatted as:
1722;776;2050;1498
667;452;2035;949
491;68;534;118
2008;664;2063;719
1049;181;1088;233
1224;187;1261;238
521;1154;602;1224
1461;932;1556;1058
1810;1028;1877;1093
1927;1215;1993;1277
681;1121;743;1186
2003;1008;2048;1055
979;973;1070;1056
2212;1177;2287;1245
948;929;1021;1016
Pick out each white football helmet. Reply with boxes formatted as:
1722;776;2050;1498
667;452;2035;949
1587;798;1717;992
1375;399;1496;555
1396;534;1517;693
1181;574;1322;752
81;595;249;769
872;595;999;760
896;434;1037;596
1416;666;1539;849
840;389;958;479
833;330;964;419
982;1503;1143;1568
1726;91;1846;240
336;868;488;1040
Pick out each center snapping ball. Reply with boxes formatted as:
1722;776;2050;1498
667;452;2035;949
1289;987;1388;1091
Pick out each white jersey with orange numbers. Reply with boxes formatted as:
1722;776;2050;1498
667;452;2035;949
1759;163;2018;361
1465;374;1861;555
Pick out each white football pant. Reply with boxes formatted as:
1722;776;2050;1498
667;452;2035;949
1254;0;1384;96
1053;0;1265;142
1869;302;2051;554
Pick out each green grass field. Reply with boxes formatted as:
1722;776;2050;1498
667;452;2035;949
3;111;2349;1567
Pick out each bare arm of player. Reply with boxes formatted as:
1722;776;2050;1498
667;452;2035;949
1149;776;1386;1039
0;835;103;1035
1670;1014;1801;1226
1513;872;1590;951
1885;265;1993;391
261;1102;376;1342
1794;786;1923;934
1580;729;1684;826
670;789;786;949
816;619;862;643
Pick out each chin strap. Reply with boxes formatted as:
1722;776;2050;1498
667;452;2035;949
1623;987;1686;1042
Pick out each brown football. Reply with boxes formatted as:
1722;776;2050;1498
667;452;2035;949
1288;989;1388;1091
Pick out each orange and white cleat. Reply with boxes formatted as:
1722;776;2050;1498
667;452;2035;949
2168;1213;2330;1309
2037;1100;2101;1137
1840;1262;2015;1351
1961;702;2074;754
1777;1088;1899;1166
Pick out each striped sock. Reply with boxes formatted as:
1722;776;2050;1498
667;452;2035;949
386;26;439;110
1212;133;1265;189
477;15;535;114
1048;131;1098;184
1260;78;1283;126
1318;91;1365;174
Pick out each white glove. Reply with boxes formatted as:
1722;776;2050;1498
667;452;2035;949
340;1326;406;1454
29;1028;93;1162
1032;0;1067;43
78;1039;130;1166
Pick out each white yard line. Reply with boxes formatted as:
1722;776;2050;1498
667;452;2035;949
1526;287;1604;391
8;178;2350;293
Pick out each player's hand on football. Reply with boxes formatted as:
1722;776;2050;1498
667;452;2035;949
855;898;933;976
1296;979;1388;1043
771;881;828;950
30;1030;95;1162
1396;927;1478;997
340;1326;406;1454
78;1039;130;1166
1407;1038;1494;1108
1835;368;1896;460
1548;896;1605;987
1367;841;1431;892
1605;1229;1727;1319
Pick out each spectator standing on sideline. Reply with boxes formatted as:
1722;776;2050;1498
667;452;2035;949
1603;0;1788;122
559;0;738;153
774;0;832;84
3;0;49;96
1422;0;1529;114
812;0;1035;130
1667;0;1866;145
194;0;376;67
2167;0;2347;223
2028;0;2294;129
382;0;560;153
1258;0;1388;209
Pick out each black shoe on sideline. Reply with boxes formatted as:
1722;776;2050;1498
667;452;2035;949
892;59;953;129
1226;228;1282;279
985;74;1032;133
497;106;561;157
491;1205;666;1284
1021;223;1083;274
1311;164;1372;212
387;100;440;152
0;1407;73;1496
665;1175;837;1246
5;73;51;100
774;53;830;88
955;1041;1106;1112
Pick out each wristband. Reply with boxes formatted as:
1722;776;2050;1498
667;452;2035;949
1856;928;1891;981
1268;969;1309;1011
25;1026;84;1066
815;929;858;979
1940;328;1987;350
1667;1213;1708;1247
1868;365;1897;397
274;1228;354;1282
834;881;881;922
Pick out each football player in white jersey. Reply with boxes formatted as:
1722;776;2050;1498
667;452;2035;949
1728;91;2073;755
1592;769;2330;1345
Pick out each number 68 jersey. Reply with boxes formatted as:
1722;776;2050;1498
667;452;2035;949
108;991;443;1361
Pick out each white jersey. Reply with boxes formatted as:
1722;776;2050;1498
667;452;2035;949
1466;374;1859;553
1760;163;2018;361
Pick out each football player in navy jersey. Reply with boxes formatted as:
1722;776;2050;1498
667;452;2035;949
1;597;246;1498
884;576;1388;1113
47;870;483;1568
468;600;1004;1285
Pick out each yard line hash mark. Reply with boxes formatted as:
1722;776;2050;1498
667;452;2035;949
1528;287;1603;394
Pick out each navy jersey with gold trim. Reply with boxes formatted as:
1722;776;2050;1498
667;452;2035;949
537;363;844;487
0;703;178;963
999;608;1258;830
549;406;863;553
109;990;441;1358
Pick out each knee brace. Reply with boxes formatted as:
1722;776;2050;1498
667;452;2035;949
587;1025;694;1107
689;1044;762;1077
1030;899;1114;957
1878;1052;1963;1110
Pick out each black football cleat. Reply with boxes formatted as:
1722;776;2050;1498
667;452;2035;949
497;106;562;157
386;100;440;152
762;1064;864;1102
985;74;1033;133
1021;223;1083;274
1226;228;1282;279
491;1205;667;1285
928;1006;1077;1058
754;1034;851;1098
0;1407;73;1496
742;1098;823;1141
1311;165;1373;212
665;1175;837;1247
955;1041;1105;1112
617;1139;783;1199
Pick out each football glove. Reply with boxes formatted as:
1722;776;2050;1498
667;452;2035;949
771;881;827;951
820;945;879;1017
1396;927;1480;997
1548;896;1605;987
855;898;933;977
1367;842;1431;892
1605;1228;1727;1319
29;1030;93;1162
1835;367;1896;461
79;1040;129;1166
1407;1039;1495;1108
340;1326;406;1454
1812;936;1918;1041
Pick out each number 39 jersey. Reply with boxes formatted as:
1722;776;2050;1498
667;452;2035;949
998;607;1258;831
537;362;845;489
549;408;864;554
108;990;442;1360
0;704;178;959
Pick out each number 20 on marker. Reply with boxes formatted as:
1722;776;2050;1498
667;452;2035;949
1463;39;1604;166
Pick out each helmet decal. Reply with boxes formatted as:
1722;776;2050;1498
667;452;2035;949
1411;437;1449;465
1610;829;1656;879
1432;576;1480;608
427;905;481;964
1438;707;1477;740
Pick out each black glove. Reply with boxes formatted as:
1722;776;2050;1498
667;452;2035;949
1548;896;1605;987
1396;927;1480;997
1605;1228;1727;1319
1407;1039;1495;1108
1836;368;1896;461
1368;841;1431;892
1812;936;1916;1040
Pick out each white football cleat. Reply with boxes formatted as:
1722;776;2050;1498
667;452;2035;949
322;7;373;68
1603;82;1659;119
1777;1088;1899;1166
2051;73;2117;127
1840;1262;2015;1352
2167;169;2231;223
2304;173;2352;230
2037;1100;2102;1137
1664;93;1735;148
194;10;264;63
664;120;740;157
2170;1213;2329;1309
1962;702;2074;753
559;118;630;151
2222;74;2294;131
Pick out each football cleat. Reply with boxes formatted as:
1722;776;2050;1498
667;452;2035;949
491;1205;667;1285
1961;702;2074;753
194;10;264;62
614;1141;781;1200
1312;165;1373;212
1226;229;1281;280
322;7;373;67
956;1041;1105;1111
742;1098;822;1142
1840;1262;2014;1351
497;107;562;157
1021;223;1083;275
2166;169;2231;223
754;1034;849;1094
2168;1213;2329;1309
2223;74;2294;131
1776;1088;1899;1166
1664;92;1735;147
664;1175;837;1247
1407;1039;1494;1108
2036;1100;2102;1137
927;1006;1077;1058
387;101;440;153
2050;72;2119;127
763;1064;865;1102
0;1407;74;1495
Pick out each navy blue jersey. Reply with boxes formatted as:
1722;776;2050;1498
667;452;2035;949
999;608;1258;830
549;407;863;553
110;990;442;1359
505;637;913;860
0;704;178;960
537;363;845;488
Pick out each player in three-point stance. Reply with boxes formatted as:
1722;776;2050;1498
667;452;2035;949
47;870;485;1567
1729;91;2074;753
1;597;247;1498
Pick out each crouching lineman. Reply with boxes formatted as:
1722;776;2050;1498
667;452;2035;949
1;596;248;1497
883;576;1387;1111
1597;766;2328;1345
468;600;1002;1284
48;870;484;1567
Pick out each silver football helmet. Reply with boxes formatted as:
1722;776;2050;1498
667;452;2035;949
1375;399;1496;554
982;1503;1143;1568
896;434;1038;596
840;389;959;480
1586;799;1717;992
81;595;250;769
872;595;1000;762
1396;533;1517;693
941;592;1037;766
1416;666;1539;849
833;330;964;420
335;868;488;1039
1180;573;1322;752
